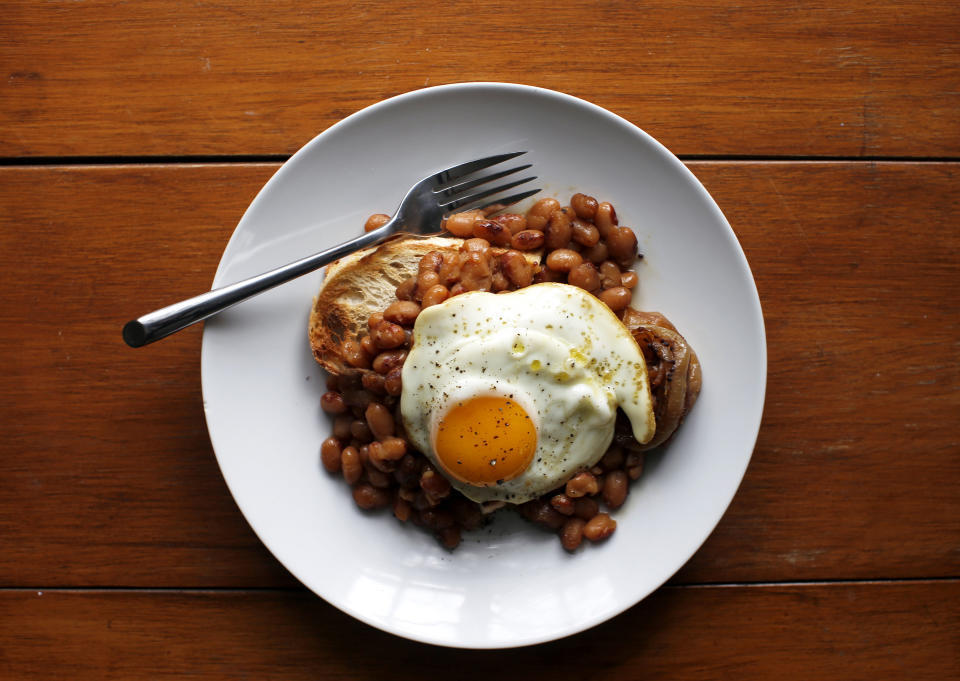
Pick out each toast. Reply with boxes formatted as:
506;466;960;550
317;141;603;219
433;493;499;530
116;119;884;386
308;235;540;375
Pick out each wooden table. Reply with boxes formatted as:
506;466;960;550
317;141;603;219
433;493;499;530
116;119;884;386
2;2;958;678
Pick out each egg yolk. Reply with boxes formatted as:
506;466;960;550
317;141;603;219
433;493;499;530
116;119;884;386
433;395;537;486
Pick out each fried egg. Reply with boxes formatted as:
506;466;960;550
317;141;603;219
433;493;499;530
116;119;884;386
400;283;655;504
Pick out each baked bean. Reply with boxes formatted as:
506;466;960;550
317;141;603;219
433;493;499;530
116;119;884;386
417;269;440;292
489;272;507;292
583;241;609;264
365;314;384;332
373;349;405;374
526;197;561;230
381;437;407;459
383;300;421;326
438;526;461;549
412;490;435;510
420;508;455;530
565;471;600;498
341;446;363;484
567;262;601;291
370;321;406;350
583;513;617;541
393;496;412;522
394;453;423;489
560;517;587;551
353;483;391;509
360;335;378;357
573;496;600;520
607;226;639;263
511;229;545;250
530;197;562;215
451;497;484;530
545;248;582;273
395;276;416;301
361;372;386;395
462;237;491;253
595;202;618;238
544;209;572;250
602;470;629;509
338;372;361;390
320;391;347;415
364;213;391;232
364;463;392;488
621;270;639;288
521;500;566;530
325;374;340;391
599;286;632;312
533;267;567;284
365;402;395;439
320;437;342;473
460;251;492;291
449;282;465;296
626;452;644;480
600;446;625;471
384;367;403;396
571;219;600;247
419;251;442;273
438;253;461;285
550;494;575;516
341;339;371;369
599;261;621;289
501;250;534;287
332;415;352;441
473;219;513;246
350;419;373;444
393;470;414;493
570;193;599;220
341;388;373;412
445;210;481;237
367;441;395;473
421;283;449;308
492;213;527;235
420;467;452;501
397;487;418;503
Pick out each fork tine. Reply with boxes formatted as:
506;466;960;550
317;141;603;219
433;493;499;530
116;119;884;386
475;187;542;213
432;151;527;186
440;175;539;211
436;164;533;198
440;176;537;211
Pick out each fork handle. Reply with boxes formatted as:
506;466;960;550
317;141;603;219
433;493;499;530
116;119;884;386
123;223;394;348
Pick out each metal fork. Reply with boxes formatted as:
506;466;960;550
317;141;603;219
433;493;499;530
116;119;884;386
122;152;539;347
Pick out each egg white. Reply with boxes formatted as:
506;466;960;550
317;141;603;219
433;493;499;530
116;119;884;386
400;283;655;504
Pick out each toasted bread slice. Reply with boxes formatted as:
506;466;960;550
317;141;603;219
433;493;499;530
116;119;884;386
308;236;540;375
620;308;701;449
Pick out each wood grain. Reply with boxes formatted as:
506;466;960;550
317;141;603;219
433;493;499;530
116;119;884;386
0;164;297;588
1;1;958;158
0;582;956;679
678;161;960;582
0;162;957;587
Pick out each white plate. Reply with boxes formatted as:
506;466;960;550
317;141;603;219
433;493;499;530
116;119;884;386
201;83;766;648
